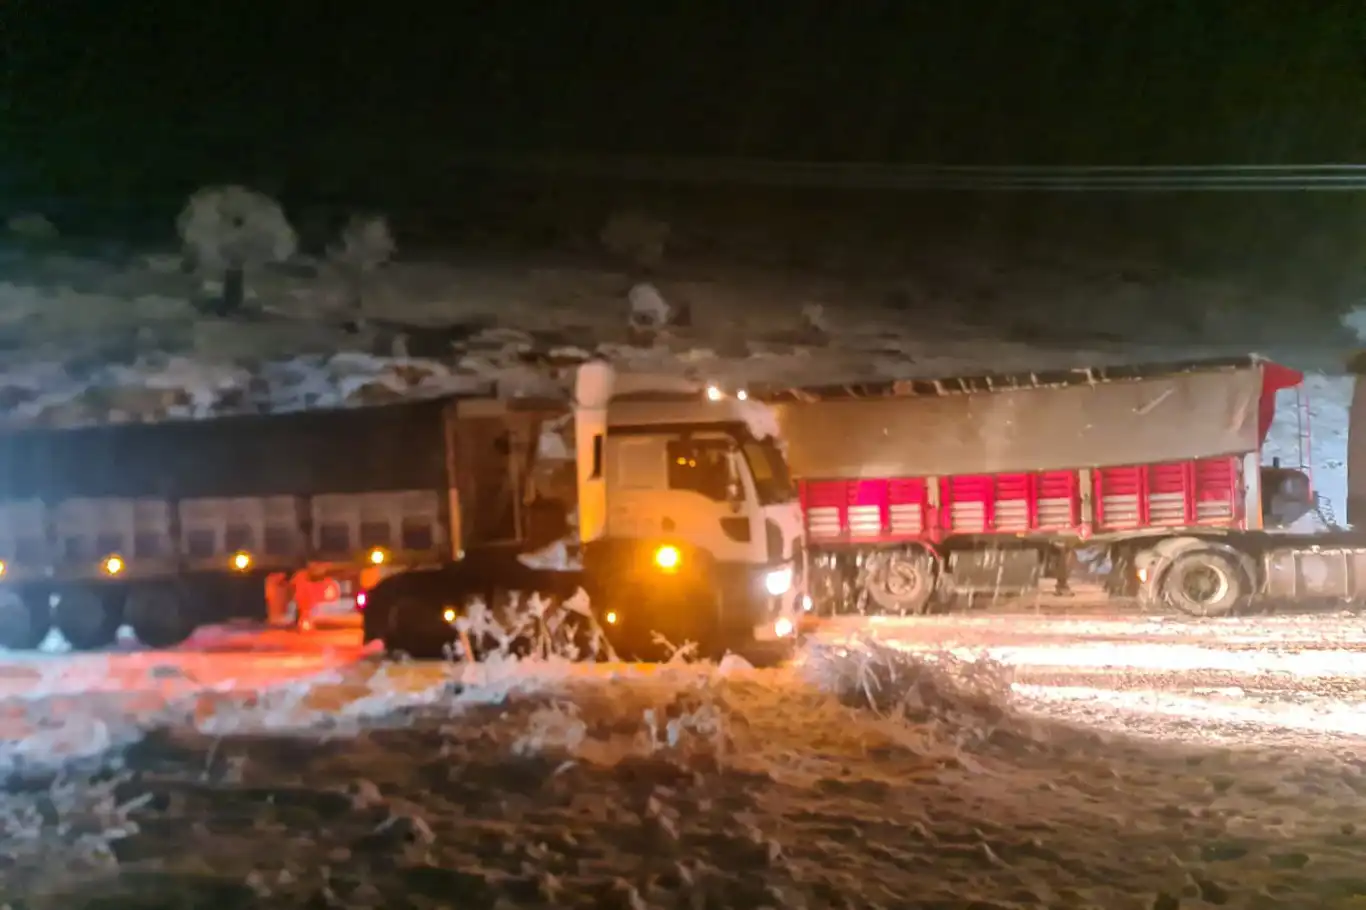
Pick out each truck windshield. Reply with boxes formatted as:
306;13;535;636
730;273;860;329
742;438;795;506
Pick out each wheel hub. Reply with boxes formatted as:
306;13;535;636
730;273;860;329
1181;565;1229;605
884;561;922;596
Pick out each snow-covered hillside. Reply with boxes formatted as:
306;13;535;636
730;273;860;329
0;243;1358;523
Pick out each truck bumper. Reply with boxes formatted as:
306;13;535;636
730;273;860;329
716;561;803;644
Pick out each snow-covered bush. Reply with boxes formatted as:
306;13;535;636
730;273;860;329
600;211;670;268
804;636;1015;747
1341;305;1366;344
0;774;135;891
628;282;672;329
511;676;730;769
177;185;297;315
801;302;830;335
6;212;58;241
626;281;693;341
327;214;396;313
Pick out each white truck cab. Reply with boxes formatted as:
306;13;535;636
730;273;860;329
573;365;804;649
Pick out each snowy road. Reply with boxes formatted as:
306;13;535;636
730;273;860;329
6;611;1366;907
0;622;372;773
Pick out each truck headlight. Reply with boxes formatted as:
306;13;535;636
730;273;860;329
653;545;681;573
764;565;793;596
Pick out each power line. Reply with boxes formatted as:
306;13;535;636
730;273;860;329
14;157;1366;213
449;157;1366;192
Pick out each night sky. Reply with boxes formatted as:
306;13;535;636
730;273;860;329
3;1;1366;270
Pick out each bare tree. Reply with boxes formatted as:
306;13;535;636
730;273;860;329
177;185;297;315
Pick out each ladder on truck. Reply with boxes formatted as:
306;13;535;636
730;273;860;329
1291;381;1338;528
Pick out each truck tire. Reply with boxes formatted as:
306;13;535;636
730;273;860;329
863;549;935;615
382;595;456;660
54;587;123;651
126;583;196;650
0;591;50;650
1106;548;1140;598
711;621;757;662
1161;550;1247;617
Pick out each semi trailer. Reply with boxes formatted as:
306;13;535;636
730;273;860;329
757;354;1364;616
0;363;804;658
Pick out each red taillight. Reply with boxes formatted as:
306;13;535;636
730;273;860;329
355;591;367;610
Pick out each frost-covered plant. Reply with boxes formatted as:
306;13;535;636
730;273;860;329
177;185;297;315
327;214;396;313
0;773;141;893
440;587;714;668
805;636;1015;748
512;701;587;756
451;589;618;664
511;680;731;769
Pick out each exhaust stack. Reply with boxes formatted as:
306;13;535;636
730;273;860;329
573;361;615;544
1348;357;1366;527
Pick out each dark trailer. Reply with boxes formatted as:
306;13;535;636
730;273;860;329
0;393;569;650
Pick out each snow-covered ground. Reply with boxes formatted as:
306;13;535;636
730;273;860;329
0;624;368;774
4;613;1366;906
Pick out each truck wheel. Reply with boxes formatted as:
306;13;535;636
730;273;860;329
1106;549;1140;598
864;550;935;615
54;587;123;651
709;623;758;662
382;595;455;660
1161;550;1247;617
126;584;196;650
0;591;50;650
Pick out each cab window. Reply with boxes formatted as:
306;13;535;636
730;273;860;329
741;439;795;505
666;439;734;502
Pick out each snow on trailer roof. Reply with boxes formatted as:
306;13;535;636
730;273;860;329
751;354;1302;403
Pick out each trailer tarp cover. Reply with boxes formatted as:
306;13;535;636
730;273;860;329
774;365;1265;478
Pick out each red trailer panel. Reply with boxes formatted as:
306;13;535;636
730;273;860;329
800;455;1244;544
